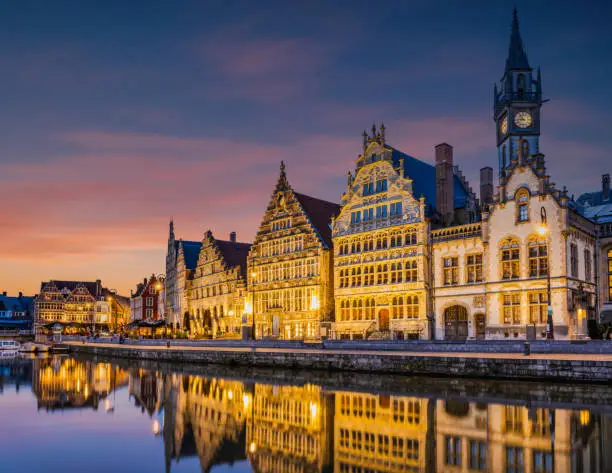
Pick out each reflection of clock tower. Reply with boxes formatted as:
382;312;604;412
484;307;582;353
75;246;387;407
494;8;544;179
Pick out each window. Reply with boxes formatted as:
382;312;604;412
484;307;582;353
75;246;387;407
376;264;388;284
376;205;388;219
445;436;461;466
532;450;553;473
406;295;419;319
362;182;374;196
405;230;417;245
466;254;483;283
375;179;388;193
521;139;530;159
146;297;153;306
392;296;404;319
363;208;374;221
390;202;402;216
351;211;361;224
528;238;548;277
570;243;578;277
504;405;524;435
517;73;526;97
503;293;521;324
390;262;402;284
584;249;591;282
506;447;525;473
516;189;530;222
146;308;153;318
443;257;459;286
469;440;487;471
608;249;612;301
501;238;520;280
528;292;548;324
364;266;375;286
405;260;418;282
365;298;375;319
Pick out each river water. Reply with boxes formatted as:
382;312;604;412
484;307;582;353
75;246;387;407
0;354;611;473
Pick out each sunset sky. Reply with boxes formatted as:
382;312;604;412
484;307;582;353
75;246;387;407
2;0;611;296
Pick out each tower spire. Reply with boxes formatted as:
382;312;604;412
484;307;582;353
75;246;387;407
276;160;290;191
169;219;175;240
505;7;530;71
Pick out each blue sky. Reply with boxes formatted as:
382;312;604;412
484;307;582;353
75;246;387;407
1;0;611;294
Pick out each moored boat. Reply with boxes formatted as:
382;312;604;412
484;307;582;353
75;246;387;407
0;339;21;351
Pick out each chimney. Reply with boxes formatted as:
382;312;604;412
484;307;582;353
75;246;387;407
480;167;494;207
230;232;236;243
2;291;6;297
603;174;610;201
18;291;23;298
435;143;454;225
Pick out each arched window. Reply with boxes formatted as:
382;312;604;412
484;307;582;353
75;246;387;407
528;236;548;277
501;238;521;280
517;73;526;98
516;189;530;223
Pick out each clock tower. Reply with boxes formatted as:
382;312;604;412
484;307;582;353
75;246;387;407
494;8;544;179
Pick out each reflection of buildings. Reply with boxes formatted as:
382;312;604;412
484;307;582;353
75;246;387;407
0;359;33;394
334;391;433;473
32;357;128;411
161;373;247;472
129;368;164;417
246;383;333;473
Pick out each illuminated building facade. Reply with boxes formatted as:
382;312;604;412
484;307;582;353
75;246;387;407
334;391;433;473
188;230;250;337
245;383;333;473
130;274;164;322
248;162;339;339
34;279;125;333
165;220;202;329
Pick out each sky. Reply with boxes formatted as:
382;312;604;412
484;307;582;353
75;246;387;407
1;0;611;296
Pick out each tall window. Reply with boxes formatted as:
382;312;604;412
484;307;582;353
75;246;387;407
445;436;462;466
517;73;526;97
570;243;578;277
528;237;548;277
608;249;612;301
529;292;548;324
504;405;524;434
503;293;521;324
532;450;553;473
375;179;388;193
584;249;591;282
506;447;525;473
466;254;483;283
469;440;487;472
390;202;402;216
406;295;419;319
516;190;529;222
405;260;418;282
501;238;520;280
364;266;375;286
443;257;459;285
405;229;417;245
390;263;403;284
365;298;375;319
392;296;404;319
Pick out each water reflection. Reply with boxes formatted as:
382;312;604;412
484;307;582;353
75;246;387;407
0;355;611;473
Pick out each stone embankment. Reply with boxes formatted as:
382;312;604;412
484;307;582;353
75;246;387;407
66;340;612;382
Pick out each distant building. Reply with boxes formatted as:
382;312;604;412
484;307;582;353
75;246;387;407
130;275;165;322
35;279;127;333
188;230;250;338
165;220;202;329
0;291;34;333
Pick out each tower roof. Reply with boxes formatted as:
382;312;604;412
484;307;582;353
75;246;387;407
505;8;530;71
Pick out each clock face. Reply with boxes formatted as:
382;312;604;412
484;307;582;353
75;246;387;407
500;116;508;135
514;111;532;128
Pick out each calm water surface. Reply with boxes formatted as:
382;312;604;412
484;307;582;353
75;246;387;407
0;354;611;473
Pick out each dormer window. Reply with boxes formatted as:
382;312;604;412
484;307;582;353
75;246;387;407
375;179;388;193
516;189;530;222
363;182;374;196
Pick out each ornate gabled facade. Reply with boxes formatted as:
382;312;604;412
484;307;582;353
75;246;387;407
188;231;250;338
165;220;202;329
248;162;339;340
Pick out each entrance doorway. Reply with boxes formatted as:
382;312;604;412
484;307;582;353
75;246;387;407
444;305;468;340
378;309;390;331
475;313;486;339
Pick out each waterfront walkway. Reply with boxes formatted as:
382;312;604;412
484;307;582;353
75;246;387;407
65;340;612;382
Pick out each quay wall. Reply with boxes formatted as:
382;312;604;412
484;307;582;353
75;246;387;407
67;343;612;383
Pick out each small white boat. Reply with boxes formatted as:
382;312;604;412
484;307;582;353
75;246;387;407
0;340;21;350
0;350;19;358
19;342;37;353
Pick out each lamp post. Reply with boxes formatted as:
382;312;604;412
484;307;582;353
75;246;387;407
250;272;257;340
538;207;554;340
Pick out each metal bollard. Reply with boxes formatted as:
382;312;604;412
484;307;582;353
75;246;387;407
523;341;530;356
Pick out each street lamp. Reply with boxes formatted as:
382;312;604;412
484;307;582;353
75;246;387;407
250;272;257;340
539;207;554;340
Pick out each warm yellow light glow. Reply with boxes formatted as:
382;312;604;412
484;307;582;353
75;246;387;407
250;272;257;279
243;394;250;409
107;296;113;302
152;419;161;435
105;399;112;411
310;294;320;310
310;401;318;418
580;410;590;425
227;390;233;400
155;283;162;290
537;224;548;236
249;442;256;453
228;310;234;316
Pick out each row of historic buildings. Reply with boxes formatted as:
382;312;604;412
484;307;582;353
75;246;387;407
164;10;612;341
34;279;130;334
